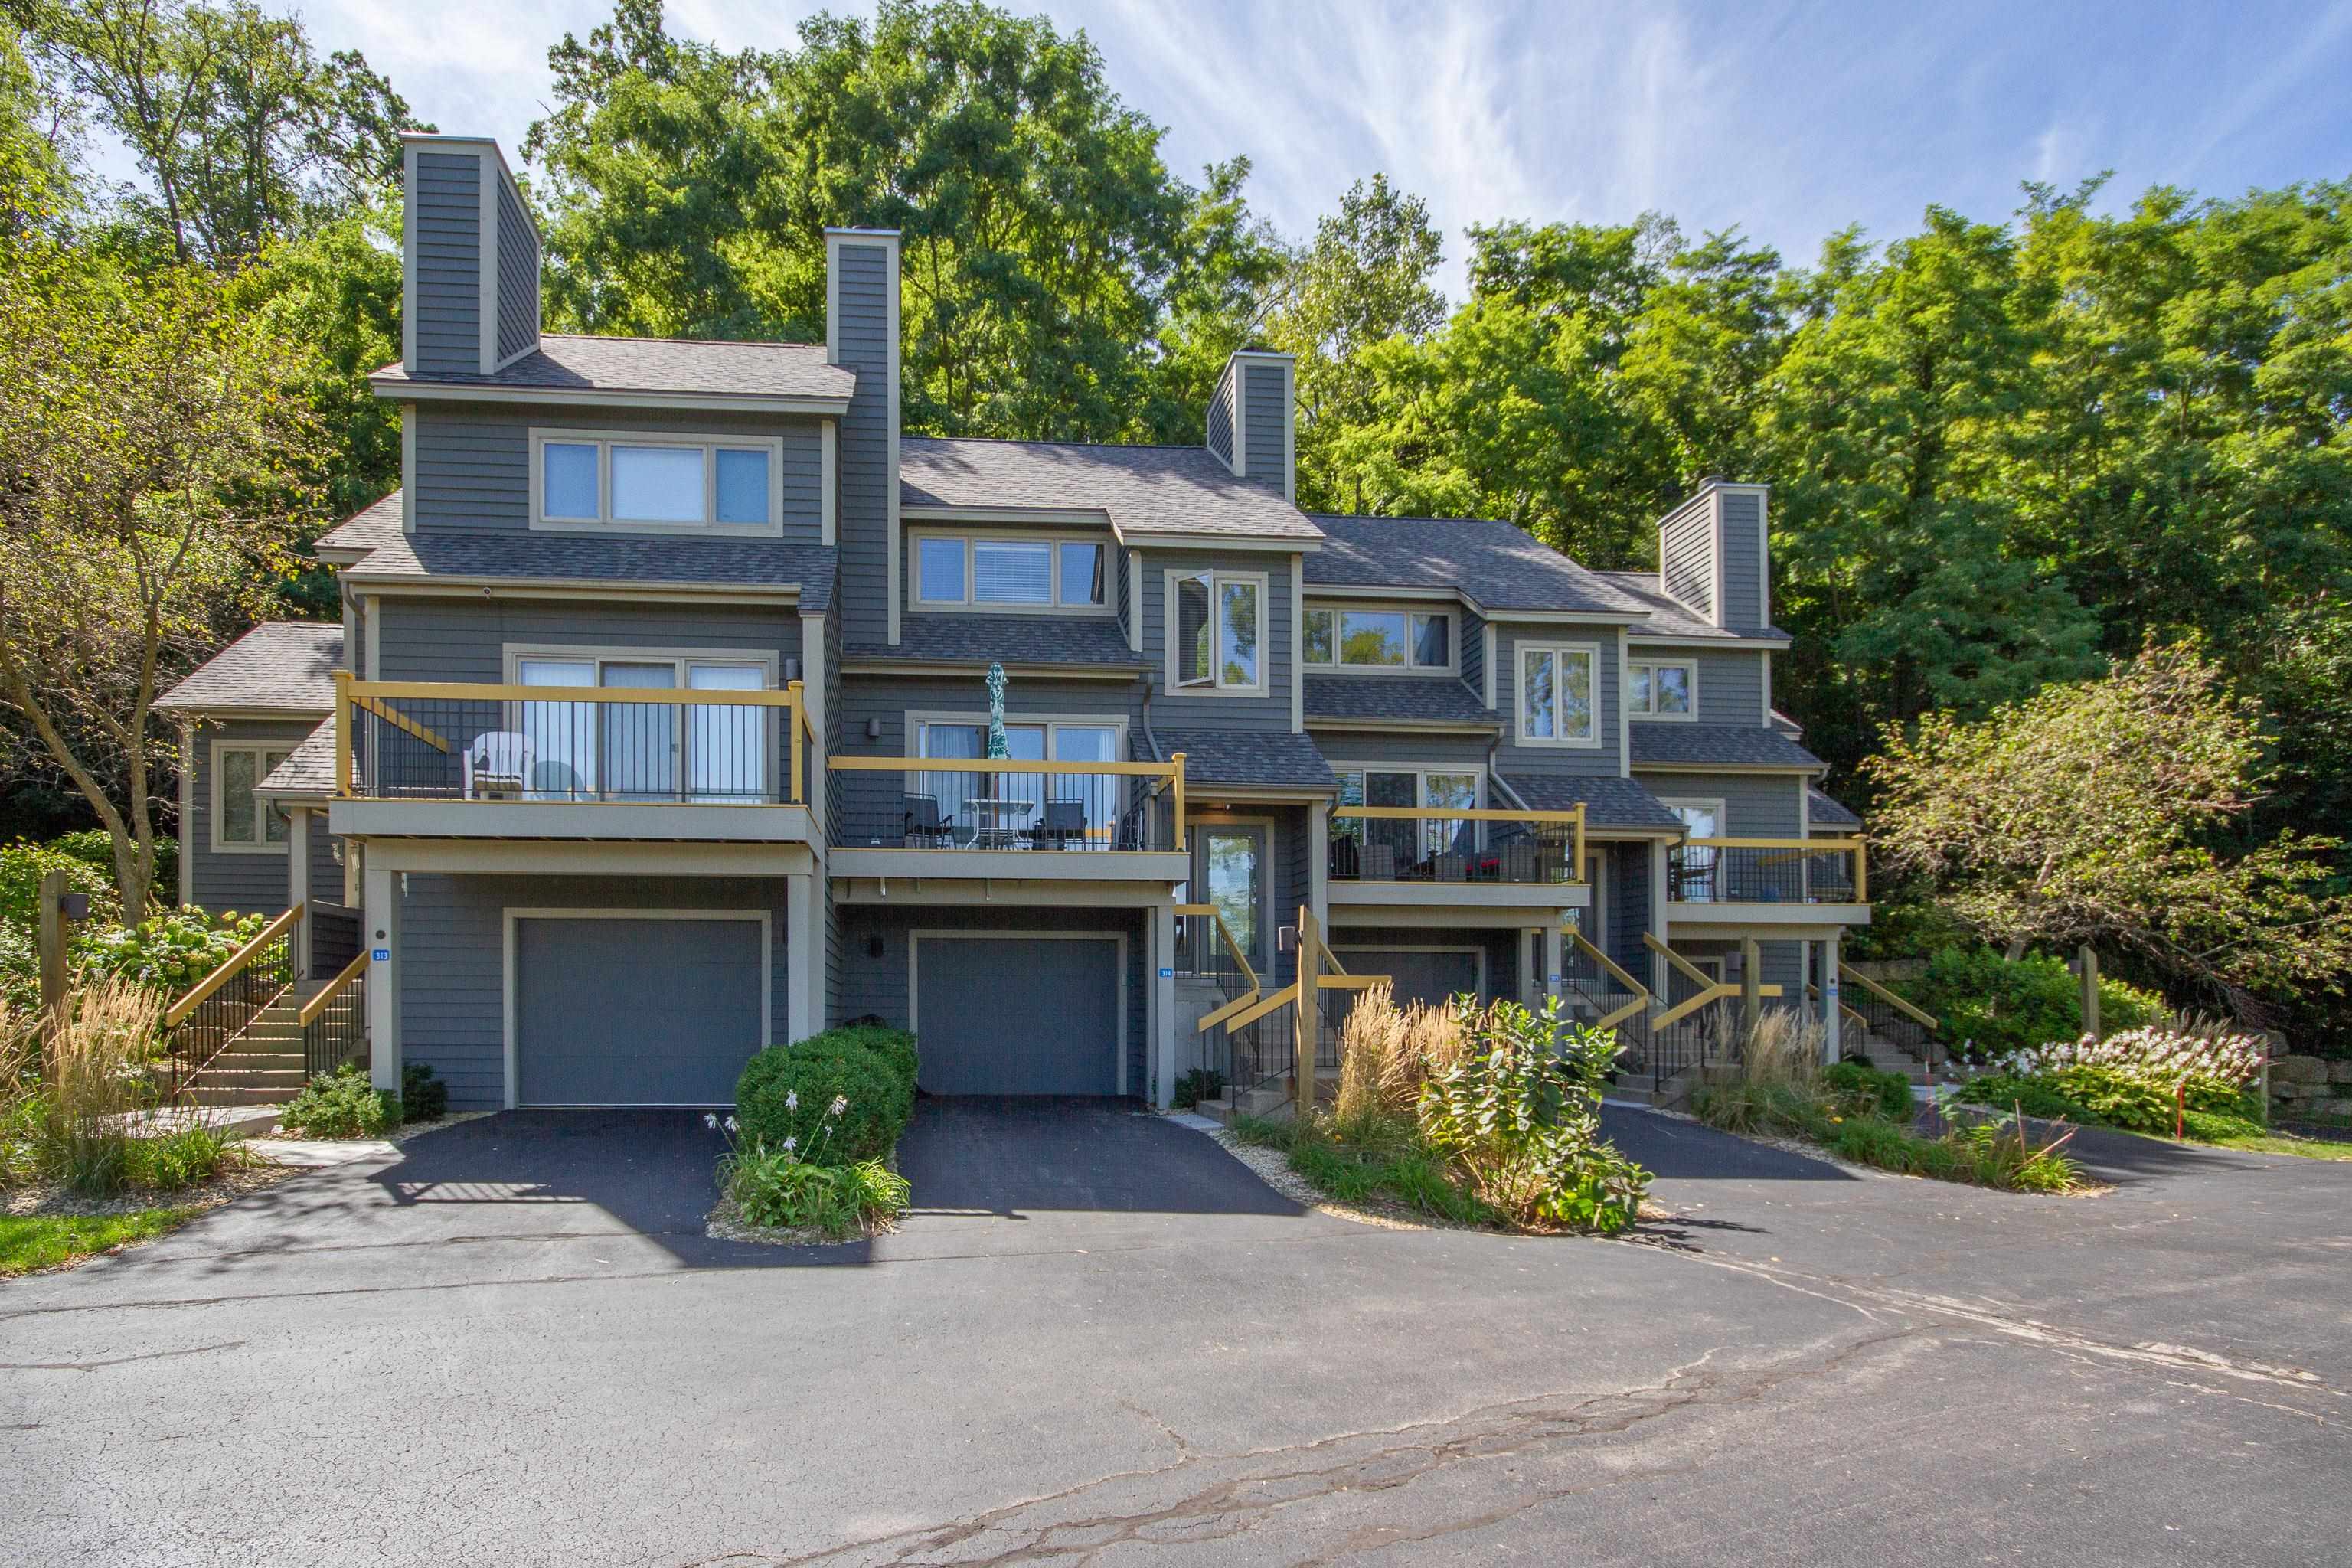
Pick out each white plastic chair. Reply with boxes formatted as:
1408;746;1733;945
464;731;535;799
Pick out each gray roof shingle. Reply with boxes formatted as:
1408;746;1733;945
155;622;344;715
256;721;341;798
370;334;856;404
1305;514;1656;617
900;438;1323;541
1596;570;1792;642
342;533;837;612
1148;729;1339;793
1499;773;1686;832
1808;787;1862;829
1303;675;1495;727
315;491;404;555
1630;723;1824;769
844;614;1143;668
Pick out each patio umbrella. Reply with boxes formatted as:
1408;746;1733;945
985;662;1010;760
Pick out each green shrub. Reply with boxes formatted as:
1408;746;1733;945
1826;1060;1913;1121
828;1024;918;1083
80;908;269;995
126;1119;250;1191
400;1063;448;1122
277;1064;399;1138
734;1028;915;1166
719;1141;910;1239
1173;1067;1225;1110
1906;946;2168;1059
1963;1063;2265;1138
0;841;121;1007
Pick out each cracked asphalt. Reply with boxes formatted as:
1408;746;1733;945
5;1099;2347;1566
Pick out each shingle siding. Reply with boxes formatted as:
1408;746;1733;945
396;874;794;1111
1488;623;1623;776
371;598;804;686
1241;364;1288;494
495;178;539;366
834;242;893;645
1660;501;1715;623
1717;489;1766;632
183;718;318;916
409;407;825;543
411;152;481;376
1204;364;1234;469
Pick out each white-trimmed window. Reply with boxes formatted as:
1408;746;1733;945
506;652;775;802
1517;642;1599;746
911;534;1109;611
1171;570;1265;693
1333;766;1483;859
531;432;782;532
212;743;292;852
1628;658;1697;719
1302;606;1453;671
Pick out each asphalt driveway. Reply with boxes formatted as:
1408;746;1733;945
6;1102;2349;1566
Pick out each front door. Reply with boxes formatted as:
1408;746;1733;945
1194;824;1269;970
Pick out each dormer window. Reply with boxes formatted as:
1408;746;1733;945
1302;606;1453;671
1628;658;1697;718
531;431;782;534
910;532;1110;612
1170;570;1266;694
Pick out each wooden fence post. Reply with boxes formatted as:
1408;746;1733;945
1740;936;1762;1031
37;867;68;1081
1295;905;1318;1114
2079;945;2101;1040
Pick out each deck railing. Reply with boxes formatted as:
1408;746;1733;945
335;673;815;806
1328;805;1585;886
298;951;368;1078
826;753;1185;853
160;904;302;1089
1667;838;1866;906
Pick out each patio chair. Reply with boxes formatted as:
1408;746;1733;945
1037;799;1087;850
1432;852;1468;882
902;793;953;848
465;731;534;800
529;759;584;800
1359;842;1396;880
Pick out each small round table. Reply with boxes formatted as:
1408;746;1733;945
962;795;1037;849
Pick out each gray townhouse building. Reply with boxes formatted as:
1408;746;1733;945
154;132;1872;1114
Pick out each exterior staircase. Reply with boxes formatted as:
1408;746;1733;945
177;981;325;1107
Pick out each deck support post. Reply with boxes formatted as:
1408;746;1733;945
786;871;818;1045
1740;936;1762;1032
364;856;400;1094
1543;923;1564;1008
1822;929;1842;1063
1152;903;1177;1107
1295;905;1319;1112
286;808;312;981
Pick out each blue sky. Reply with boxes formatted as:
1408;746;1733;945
267;0;2352;297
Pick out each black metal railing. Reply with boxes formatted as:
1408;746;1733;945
831;764;1177;852
299;956;368;1078
160;906;300;1090
343;683;807;805
1328;808;1585;886
1838;969;1947;1072
1667;840;1863;905
1227;985;1353;1102
309;906;361;978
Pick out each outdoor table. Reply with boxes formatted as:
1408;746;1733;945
962;795;1037;848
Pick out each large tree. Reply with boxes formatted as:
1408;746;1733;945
1864;642;2352;1023
0;242;326;913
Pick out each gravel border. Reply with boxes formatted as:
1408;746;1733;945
5;1158;294;1221
704;1192;894;1246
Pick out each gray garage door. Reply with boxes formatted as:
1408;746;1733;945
1338;949;1482;1012
914;936;1120;1096
514;917;763;1106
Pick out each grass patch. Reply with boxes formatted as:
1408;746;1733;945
1233;1112;1502;1227
0;1207;191;1276
2197;1131;2352;1161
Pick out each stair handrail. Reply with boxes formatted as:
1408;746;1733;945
1566;929;1653;1030
1174;903;1264;1032
164;903;304;1027
1642;932;1742;1028
298;949;369;1027
1838;963;1939;1032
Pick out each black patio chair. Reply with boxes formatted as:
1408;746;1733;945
1037;798;1087;849
902;793;952;848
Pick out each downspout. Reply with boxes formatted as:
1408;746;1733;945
1485;733;1530;811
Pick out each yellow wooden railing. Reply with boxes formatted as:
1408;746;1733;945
1565;928;1653;1030
297;949;369;1028
334;672;813;805
1174;902;1262;1032
163;904;303;1027
1839;963;1939;1031
1328;803;1586;884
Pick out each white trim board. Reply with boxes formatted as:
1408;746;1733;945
501;906;775;1109
906;929;1130;1097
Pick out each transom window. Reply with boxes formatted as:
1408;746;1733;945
1517;643;1599;746
533;433;780;531
213;743;292;851
1303;606;1452;671
1173;570;1264;692
913;534;1108;610
1629;658;1696;717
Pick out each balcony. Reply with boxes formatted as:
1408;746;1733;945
1665;838;1870;925
328;674;818;842
825;753;1190;886
1327;805;1587;912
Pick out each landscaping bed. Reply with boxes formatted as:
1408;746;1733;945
707;1024;919;1243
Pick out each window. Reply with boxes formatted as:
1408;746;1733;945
911;534;1111;610
1302;605;1454;670
1173;571;1266;692
1334;767;1486;864
213;743;292;851
1629;658;1696;718
1517;643;1598;746
531;433;780;531
511;654;772;802
914;717;1128;848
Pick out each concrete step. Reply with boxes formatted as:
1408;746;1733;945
1235;1082;1295;1119
181;1085;299;1107
189;1067;310;1091
211;1050;308;1070
1189;1096;1236;1126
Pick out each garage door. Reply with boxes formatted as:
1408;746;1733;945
514;917;764;1106
1336;949;1482;1012
913;936;1120;1096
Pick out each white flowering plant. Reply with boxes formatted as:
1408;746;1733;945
1983;1025;2266;1087
708;1101;909;1238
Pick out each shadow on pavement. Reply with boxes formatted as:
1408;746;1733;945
1599;1102;1856;1183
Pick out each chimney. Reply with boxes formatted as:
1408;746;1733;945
1208;350;1295;502
825;227;903;645
1655;480;1772;633
400;134;540;377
